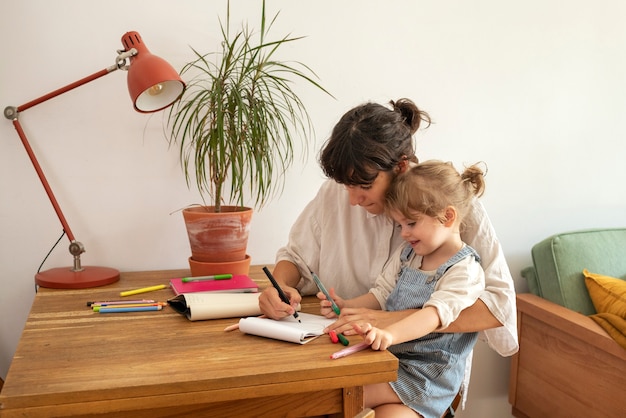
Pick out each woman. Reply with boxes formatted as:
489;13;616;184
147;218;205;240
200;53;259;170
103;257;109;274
258;99;517;359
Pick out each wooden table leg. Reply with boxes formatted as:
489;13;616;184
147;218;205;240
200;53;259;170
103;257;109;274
338;386;364;418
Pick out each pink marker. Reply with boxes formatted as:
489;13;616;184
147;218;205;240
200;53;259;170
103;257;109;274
330;342;370;359
87;299;155;307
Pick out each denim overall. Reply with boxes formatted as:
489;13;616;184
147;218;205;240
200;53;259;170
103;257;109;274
386;245;480;418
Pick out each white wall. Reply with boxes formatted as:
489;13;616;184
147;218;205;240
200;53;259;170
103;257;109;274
2;1;626;417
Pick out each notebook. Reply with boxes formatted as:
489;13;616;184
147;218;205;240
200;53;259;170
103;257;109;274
238;312;335;344
169;274;259;295
168;292;262;321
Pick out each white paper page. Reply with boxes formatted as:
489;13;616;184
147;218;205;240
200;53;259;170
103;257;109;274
238;312;335;344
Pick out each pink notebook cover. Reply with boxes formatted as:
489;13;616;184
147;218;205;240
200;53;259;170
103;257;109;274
170;275;259;295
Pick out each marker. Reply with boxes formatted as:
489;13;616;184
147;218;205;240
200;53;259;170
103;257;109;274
120;284;167;297
330;342;370;359
223;323;240;332
311;271;340;315
98;305;163;313
87;299;155;307
329;330;339;344
337;333;350;346
262;266;300;323
92;303;166;312
181;274;232;283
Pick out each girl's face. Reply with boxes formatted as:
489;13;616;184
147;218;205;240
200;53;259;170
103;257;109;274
344;171;394;215
390;209;449;256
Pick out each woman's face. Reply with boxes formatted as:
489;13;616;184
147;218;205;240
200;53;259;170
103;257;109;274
344;171;394;215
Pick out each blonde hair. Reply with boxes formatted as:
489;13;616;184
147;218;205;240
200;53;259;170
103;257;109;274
385;160;486;226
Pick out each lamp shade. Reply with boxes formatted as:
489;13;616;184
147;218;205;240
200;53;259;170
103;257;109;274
121;31;185;113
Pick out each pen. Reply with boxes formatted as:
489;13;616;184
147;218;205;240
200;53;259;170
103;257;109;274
330;341;370;359
87;299;156;307
311;271;340;315
262;266;300;323
119;284;167;297
181;274;232;283
98;305;163;313
223;323;240;332
92;302;166;312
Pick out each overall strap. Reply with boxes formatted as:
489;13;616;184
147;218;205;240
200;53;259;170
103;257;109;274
431;245;481;283
400;245;415;263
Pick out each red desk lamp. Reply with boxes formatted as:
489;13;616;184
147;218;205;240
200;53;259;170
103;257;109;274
4;31;185;289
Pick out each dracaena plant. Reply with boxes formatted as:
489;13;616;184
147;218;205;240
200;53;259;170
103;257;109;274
166;0;332;212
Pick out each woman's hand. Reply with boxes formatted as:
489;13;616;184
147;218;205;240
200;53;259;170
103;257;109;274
317;287;345;318
324;308;418;335
258;285;302;320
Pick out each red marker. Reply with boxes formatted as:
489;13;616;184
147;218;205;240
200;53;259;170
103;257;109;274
329;330;339;343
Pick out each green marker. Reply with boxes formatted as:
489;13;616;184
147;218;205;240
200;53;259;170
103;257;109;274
181;274;232;283
311;271;341;315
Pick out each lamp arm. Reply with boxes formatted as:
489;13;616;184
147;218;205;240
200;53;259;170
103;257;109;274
9;117;78;243
4;48;136;115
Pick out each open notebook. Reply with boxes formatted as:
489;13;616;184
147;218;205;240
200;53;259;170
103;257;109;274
238;312;335;344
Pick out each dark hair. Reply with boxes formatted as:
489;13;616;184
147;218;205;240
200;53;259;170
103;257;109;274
386;160;486;226
319;98;431;185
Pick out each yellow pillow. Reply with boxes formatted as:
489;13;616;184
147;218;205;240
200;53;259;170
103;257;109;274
589;313;626;350
583;269;626;318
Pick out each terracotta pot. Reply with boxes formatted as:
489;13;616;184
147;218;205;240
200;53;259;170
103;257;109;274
182;206;253;263
188;255;251;276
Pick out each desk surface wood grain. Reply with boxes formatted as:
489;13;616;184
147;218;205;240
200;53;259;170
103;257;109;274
0;266;397;417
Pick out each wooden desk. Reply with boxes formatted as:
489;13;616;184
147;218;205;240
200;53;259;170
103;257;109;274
0;266;397;417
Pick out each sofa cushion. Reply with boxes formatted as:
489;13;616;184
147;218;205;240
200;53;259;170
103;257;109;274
584;269;626;318
524;228;626;315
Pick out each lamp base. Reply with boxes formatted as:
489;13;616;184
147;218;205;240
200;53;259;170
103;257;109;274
35;266;120;289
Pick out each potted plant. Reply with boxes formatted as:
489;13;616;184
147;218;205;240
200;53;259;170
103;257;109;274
166;1;331;275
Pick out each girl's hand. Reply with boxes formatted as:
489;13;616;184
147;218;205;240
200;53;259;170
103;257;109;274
325;308;412;335
352;322;394;351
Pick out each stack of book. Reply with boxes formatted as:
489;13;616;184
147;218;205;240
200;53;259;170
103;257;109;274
168;274;260;321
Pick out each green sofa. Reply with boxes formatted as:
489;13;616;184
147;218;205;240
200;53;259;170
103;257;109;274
509;228;626;418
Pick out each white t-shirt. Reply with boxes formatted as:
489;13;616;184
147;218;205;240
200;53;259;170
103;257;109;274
275;180;518;356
